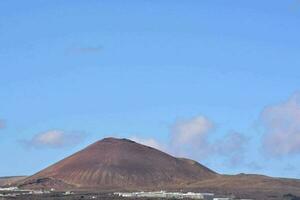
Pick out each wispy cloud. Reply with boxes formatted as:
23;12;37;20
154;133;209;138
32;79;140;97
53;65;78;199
0;119;6;129
169;115;214;157
130;136;165;151
213;131;249;167
21;130;86;149
168;115;250;167
129;116;216;157
171;116;214;146
66;46;102;55
260;92;300;157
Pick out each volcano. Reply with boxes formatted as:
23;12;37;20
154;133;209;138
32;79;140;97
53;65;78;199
18;137;300;199
20;138;217;189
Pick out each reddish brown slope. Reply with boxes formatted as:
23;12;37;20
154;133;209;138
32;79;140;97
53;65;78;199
20;138;217;189
0;176;27;187
187;174;300;199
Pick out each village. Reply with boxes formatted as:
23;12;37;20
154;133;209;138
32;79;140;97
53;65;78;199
0;187;254;200
115;191;253;200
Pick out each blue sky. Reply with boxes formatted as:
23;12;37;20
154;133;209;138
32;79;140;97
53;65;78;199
1;0;300;178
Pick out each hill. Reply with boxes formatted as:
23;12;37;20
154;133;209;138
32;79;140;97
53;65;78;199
18;137;300;199
187;174;300;199
0;176;27;187
20;138;217;190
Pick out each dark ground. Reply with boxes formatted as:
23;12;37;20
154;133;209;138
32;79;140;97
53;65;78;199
1;191;300;200
0;191;113;200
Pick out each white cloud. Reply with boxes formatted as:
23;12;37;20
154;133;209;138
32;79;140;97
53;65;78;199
130;136;164;151
261;92;300;156
171;116;214;146
169;115;250;167
22;130;85;149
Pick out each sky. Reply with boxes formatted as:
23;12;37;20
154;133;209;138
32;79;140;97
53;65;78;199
1;0;300;178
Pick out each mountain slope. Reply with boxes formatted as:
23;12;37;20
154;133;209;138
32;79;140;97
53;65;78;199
188;174;300;199
20;138;217;189
0;176;27;187
18;137;300;199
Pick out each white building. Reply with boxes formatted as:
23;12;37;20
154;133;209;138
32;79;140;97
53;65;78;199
114;191;214;200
